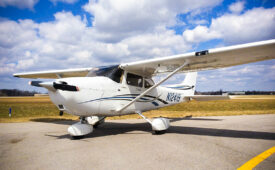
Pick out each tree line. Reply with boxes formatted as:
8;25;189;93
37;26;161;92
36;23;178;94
195;90;274;95
0;89;38;96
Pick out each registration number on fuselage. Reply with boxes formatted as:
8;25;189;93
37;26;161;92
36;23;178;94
166;92;181;103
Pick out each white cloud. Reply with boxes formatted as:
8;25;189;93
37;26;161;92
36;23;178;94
50;0;78;4
188;19;208;25
0;0;38;10
197;75;207;82
0;1;274;91
183;7;275;44
195;60;275;91
229;1;245;14
0;11;193;75
183;25;220;43
121;30;191;59
83;0;222;42
39;12;87;44
0;19;38;48
17;58;36;69
0;63;16;74
159;61;275;91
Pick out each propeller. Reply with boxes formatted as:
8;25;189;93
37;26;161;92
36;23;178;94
29;81;78;117
29;81;79;92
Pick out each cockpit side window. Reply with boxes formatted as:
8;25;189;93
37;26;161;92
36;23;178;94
127;73;143;87
144;78;154;88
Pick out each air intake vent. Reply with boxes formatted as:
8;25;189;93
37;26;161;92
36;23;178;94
58;104;65;110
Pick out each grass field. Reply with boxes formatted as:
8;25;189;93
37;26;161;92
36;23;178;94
0;96;275;122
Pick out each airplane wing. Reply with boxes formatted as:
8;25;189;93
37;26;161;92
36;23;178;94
13;65;119;79
13;68;94;79
120;39;275;77
14;40;275;79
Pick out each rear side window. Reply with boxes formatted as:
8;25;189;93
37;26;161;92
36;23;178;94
144;79;154;88
127;73;143;87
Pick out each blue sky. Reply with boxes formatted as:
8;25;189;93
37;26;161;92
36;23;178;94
0;0;274;92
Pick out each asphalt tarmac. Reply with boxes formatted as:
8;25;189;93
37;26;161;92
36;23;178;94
0;114;275;170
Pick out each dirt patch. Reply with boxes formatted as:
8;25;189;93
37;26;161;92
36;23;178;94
10;138;23;144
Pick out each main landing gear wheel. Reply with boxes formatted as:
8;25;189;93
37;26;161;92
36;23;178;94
135;111;170;134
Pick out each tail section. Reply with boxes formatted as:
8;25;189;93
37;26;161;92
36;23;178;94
166;72;197;95
181;72;197;95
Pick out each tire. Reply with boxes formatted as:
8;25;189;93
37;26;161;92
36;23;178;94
153;130;166;135
71;135;84;140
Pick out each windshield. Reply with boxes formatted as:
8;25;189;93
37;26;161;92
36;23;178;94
87;65;123;83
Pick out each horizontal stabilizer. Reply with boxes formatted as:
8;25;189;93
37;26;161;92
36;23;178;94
185;95;230;101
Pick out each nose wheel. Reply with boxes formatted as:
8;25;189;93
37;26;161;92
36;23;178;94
68;116;106;139
68;121;94;138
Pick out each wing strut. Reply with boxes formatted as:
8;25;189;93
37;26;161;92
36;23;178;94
116;61;190;113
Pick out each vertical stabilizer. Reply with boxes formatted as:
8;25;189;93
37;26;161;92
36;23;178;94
182;72;197;95
166;72;197;95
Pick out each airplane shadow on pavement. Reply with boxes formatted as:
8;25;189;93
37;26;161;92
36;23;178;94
41;117;275;141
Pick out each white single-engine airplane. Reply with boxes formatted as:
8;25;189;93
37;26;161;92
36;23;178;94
14;40;275;138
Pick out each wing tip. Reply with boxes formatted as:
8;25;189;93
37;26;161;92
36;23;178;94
13;74;19;78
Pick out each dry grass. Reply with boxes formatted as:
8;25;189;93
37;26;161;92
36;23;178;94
111;97;275;119
230;95;275;99
0;97;78;122
0;96;274;122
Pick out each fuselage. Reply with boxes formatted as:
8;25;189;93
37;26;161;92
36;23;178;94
48;76;192;117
